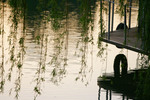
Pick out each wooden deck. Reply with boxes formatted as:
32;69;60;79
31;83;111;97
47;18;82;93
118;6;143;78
109;27;140;48
100;27;147;54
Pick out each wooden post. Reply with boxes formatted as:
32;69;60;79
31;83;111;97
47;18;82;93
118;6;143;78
124;5;127;44
111;0;115;32
129;0;132;29
108;1;111;40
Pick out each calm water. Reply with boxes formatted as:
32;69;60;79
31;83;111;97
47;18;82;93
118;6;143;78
0;1;140;100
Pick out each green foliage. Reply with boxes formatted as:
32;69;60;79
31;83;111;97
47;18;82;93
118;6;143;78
116;0;126;18
136;0;150;93
137;3;150;99
138;0;150;52
36;35;40;44
99;0;106;37
34;87;41;95
19;37;24;45
47;0;65;31
136;67;150;100
97;37;105;57
8;0;27;27
143;1;150;52
10;55;14;61
78;0;94;33
17;63;22;69
0;80;5;93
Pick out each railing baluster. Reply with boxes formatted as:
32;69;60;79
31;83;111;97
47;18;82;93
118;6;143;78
124;5;127;45
100;0;103;36
108;1;111;40
129;0;132;29
111;0;115;32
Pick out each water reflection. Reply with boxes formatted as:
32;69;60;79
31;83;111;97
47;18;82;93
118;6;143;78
7;0;27;98
98;87;130;100
97;41;143;100
0;0;144;100
49;0;69;84
33;10;48;99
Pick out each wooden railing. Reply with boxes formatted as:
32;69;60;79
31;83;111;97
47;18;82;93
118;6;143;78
100;0;135;44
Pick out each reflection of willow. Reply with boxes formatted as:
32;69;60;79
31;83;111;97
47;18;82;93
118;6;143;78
49;0;68;84
63;1;69;70
7;0;21;81
34;10;48;100
75;0;95;85
98;0;106;57
75;42;89;85
7;0;27;99
48;0;64;31
32;0;54;99
98;87;129;100
0;2;5;93
116;0;127;19
15;5;26;100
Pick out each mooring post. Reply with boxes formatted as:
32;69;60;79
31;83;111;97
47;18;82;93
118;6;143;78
129;0;132;29
111;0;115;32
124;4;127;45
108;1;111;40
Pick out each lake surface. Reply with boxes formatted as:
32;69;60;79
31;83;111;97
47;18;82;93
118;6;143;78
0;1;140;100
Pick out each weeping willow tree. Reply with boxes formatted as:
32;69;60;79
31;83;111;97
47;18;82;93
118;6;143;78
136;0;150;99
138;0;150;53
